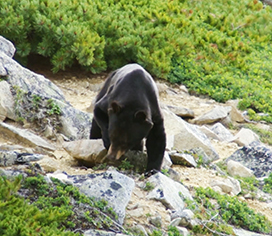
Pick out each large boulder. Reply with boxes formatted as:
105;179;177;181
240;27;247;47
0;36;16;58
192;105;232;125
230;128;260;146
0;81;15;121
69;169;135;225
147;172;193;213
226;141;272;178
163;108;219;161
0;36;92;140
0;122;56;151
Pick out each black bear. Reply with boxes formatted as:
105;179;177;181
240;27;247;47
90;64;166;173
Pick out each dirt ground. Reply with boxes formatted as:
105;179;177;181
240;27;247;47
6;60;272;225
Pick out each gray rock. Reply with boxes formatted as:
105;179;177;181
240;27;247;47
225;100;245;123
192;106;232;125
167;105;195;119
199;125;221;141
0;150;17;166
189;147;210;164
210;122;234;141
210;177;241;195
170;217;182;227
0;63;6;77
0;36;16;58
57;100;92;139
163;108;219;161
231;128;260;146
0;168;27;178
46;171;74;185
233;228;271;236
227;160;254;178
166;134;174;150
70;169;135;225
161;151;173;170
0;38;92;140
167;168;181;182
2;54;66;102
0;144;31;152
0;122;56;151
170;209;197;230
169;151;197;167
0;150;44;166
148;213;162;228
15;153;44;163
84;229;129;236
147;172;193;213
0;81;15;121
178;209;197;228
226;141;272;178
63;139;107;166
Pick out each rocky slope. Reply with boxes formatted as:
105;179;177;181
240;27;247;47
1;36;272;235
30;58;272;231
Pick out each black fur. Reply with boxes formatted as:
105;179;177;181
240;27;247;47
90;64;166;172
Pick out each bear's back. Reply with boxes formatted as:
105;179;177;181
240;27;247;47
109;64;159;97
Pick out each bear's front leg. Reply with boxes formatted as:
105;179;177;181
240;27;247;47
145;120;166;173
90;118;102;139
93;106;111;150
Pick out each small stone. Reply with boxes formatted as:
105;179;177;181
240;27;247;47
230;128;259;146
167;105;195;119
192;106;232;125
63;139;107;166
169;152;197;167
170;217;181;227
227;160;254;178
149;213;162;228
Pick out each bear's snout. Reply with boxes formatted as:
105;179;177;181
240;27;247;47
107;145;126;160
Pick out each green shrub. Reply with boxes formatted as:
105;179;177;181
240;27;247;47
0;172;123;235
0;175;77;236
194;187;272;234
143;181;155;191
263;173;272;194
1;0;272;121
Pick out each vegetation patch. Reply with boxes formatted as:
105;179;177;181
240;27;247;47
0;175;77;236
12;86;62;132
245;124;272;145
187;187;272;235
263;172;272;194
143;181;155;192
0;170;125;236
237;176;260;198
1;0;272;121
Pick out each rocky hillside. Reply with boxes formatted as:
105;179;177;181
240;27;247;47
1;36;272;236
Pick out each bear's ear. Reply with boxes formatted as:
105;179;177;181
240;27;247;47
134;110;147;123
110;101;122;114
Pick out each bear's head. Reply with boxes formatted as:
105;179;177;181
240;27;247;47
106;101;153;160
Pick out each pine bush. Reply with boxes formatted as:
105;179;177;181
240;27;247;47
1;0;272;121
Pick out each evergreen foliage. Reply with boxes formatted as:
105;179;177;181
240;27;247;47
0;172;123;236
1;0;272;121
263;172;272;194
0;175;77;236
192;187;272;234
